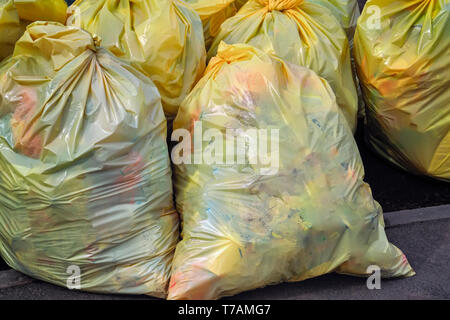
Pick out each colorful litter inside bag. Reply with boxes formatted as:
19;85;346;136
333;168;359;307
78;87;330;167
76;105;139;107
208;0;358;132
0;0;67;60
67;0;206;119
168;42;414;300
0;22;179;296
354;0;450;181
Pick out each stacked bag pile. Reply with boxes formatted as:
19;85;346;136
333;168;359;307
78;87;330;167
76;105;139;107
6;0;449;299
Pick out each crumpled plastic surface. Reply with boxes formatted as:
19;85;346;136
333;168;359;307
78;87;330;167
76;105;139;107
185;1;252;49
67;0;206;119
186;0;239;49
308;0;364;117
355;0;450;181
209;0;358;133
309;0;359;41
0;22;179;297
0;0;67;60
168;42;414;300
235;0;247;9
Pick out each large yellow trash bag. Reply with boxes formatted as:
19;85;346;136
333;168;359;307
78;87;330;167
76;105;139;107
0;22;179;297
0;0;67;60
354;0;450;181
208;0;359;132
168;42;414;300
67;0;206;119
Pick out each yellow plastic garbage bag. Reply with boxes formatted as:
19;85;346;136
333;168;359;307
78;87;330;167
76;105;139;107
308;0;364;117
0;0;67;60
0;22;179;297
354;0;450;181
168;42;414;300
309;0;359;41
67;0;206;119
235;0;248;9
185;0;249;49
209;0;359;132
185;0;239;49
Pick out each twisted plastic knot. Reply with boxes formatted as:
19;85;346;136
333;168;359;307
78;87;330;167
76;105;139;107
258;0;303;11
92;34;102;48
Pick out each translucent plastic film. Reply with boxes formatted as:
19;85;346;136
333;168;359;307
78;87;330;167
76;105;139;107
209;0;359;132
355;0;450;180
0;0;67;60
169;43;414;300
67;0;206;119
0;22;179;297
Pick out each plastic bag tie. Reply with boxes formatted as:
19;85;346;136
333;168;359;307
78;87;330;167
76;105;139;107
257;0;303;11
